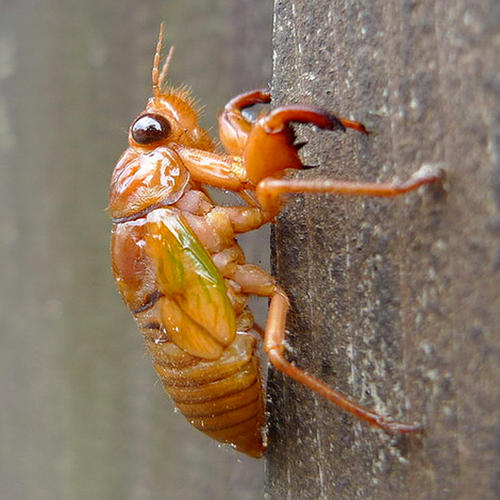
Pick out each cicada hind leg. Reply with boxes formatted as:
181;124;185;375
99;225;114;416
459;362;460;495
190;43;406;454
230;264;423;434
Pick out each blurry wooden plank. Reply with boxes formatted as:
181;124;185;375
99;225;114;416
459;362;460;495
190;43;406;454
0;1;271;499
266;1;499;498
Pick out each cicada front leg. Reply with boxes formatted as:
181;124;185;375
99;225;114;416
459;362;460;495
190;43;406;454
233;101;444;211
218;89;368;158
218;89;271;156
217;90;372;213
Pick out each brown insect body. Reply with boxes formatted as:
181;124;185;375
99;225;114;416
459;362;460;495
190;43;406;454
110;27;444;458
110;95;267;456
110;80;270;456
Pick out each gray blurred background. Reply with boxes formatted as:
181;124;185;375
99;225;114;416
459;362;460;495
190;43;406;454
0;1;272;499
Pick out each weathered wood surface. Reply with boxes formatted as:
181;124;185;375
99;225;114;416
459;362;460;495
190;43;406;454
0;1;271;499
266;1;499;499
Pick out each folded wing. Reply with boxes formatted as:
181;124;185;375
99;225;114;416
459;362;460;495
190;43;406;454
146;209;236;359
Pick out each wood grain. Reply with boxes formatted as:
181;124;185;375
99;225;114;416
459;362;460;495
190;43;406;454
266;1;500;498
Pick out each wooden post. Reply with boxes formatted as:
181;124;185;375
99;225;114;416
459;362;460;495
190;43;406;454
266;1;500;498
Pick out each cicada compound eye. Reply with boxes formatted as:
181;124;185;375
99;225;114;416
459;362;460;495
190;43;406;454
131;113;172;145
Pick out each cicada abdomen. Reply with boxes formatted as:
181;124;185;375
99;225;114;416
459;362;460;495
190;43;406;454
145;332;265;457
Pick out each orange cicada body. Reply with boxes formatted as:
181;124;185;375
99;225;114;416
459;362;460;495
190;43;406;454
109;25;444;458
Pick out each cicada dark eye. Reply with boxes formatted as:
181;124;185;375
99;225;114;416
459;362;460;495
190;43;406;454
131;113;171;144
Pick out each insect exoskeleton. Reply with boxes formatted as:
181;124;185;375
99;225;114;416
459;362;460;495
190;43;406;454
110;25;444;457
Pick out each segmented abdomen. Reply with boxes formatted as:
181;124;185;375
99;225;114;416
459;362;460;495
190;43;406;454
143;328;266;458
111;216;266;457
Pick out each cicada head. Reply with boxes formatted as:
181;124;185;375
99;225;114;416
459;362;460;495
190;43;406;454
128;23;213;152
110;24;212;221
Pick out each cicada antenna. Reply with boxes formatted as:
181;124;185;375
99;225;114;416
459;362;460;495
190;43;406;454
152;22;174;98
159;45;174;90
152;22;164;97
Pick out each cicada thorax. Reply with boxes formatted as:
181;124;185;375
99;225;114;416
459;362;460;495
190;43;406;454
110;147;266;457
109;146;190;222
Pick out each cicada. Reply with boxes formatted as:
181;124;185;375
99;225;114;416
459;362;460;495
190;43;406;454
109;25;444;458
